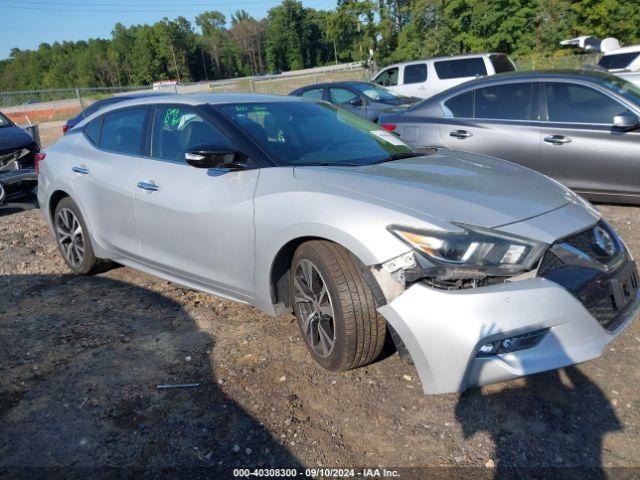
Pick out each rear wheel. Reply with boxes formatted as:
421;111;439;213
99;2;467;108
291;241;386;371
53;197;108;275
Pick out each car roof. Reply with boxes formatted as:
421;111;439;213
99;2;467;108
293;81;376;91
378;53;503;70
74;93;302;127
602;45;640;55
422;68;627;100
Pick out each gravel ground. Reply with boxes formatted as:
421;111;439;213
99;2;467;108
0;123;639;477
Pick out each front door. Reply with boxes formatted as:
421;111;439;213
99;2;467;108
539;81;640;198
134;105;259;299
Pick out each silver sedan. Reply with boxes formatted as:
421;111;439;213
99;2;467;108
379;70;640;204
38;93;639;394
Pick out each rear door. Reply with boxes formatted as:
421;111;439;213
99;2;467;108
438;81;542;166
396;62;428;97
69;106;147;256
134;104;259;298
539;81;640;198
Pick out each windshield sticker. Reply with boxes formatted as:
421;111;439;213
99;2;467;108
371;130;407;146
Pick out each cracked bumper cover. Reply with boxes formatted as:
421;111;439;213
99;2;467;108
378;278;639;394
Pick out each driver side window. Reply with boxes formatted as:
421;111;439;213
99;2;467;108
545;83;631;124
374;67;399;87
150;106;227;162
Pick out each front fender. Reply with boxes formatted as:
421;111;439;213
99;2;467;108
252;168;426;314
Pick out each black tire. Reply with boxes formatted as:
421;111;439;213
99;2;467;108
291;240;386;371
53;197;109;275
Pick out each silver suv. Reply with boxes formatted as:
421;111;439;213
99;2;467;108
38;94;639;394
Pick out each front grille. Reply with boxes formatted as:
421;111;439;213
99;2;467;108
537;221;637;332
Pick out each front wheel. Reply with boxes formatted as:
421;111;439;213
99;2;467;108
291;241;386;371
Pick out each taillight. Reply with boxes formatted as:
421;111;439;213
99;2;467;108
381;124;396;131
62;124;69;134
34;152;46;174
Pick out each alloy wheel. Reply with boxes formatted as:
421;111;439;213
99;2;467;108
55;208;85;267
293;259;336;357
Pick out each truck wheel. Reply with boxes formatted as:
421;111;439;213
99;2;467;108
53;197;109;275
291;240;386;371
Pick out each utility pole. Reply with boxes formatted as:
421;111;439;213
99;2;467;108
163;19;182;84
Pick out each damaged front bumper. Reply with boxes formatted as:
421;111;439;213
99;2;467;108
378;276;639;394
0;169;37;205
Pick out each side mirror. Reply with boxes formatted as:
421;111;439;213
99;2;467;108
185;143;248;170
349;97;364;107
613;112;640;131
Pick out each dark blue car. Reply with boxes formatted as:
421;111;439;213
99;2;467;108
289;81;419;122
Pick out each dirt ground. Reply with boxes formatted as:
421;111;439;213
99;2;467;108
0;123;639;477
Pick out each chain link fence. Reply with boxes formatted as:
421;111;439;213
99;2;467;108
0;62;369;125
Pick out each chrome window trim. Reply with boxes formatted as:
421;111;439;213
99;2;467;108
439;77;640;125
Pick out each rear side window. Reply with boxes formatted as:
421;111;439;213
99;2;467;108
99;107;146;155
545;83;631;124
598;52;640;70
374;67;399;87
300;88;323;100
84;118;102;145
404;64;427;84
442;91;473;118
475;83;535;120
151;106;227;162
434;58;487;79
490;54;516;73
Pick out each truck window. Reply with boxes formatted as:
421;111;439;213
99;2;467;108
489;54;516;73
598;52;640;70
404;64;427;84
374;67;399;87
434;58;487;80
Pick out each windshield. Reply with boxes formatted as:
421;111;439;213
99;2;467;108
350;83;402;101
0;112;10;127
217;101;414;166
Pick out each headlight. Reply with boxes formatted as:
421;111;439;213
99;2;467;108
388;223;546;274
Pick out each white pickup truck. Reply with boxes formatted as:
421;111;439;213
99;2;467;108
598;45;640;87
371;53;516;99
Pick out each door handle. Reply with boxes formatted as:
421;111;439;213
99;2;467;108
449;129;472;139
137;181;159;192
544;135;572;145
72;166;89;175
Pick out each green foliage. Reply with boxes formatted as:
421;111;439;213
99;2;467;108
1;0;639;91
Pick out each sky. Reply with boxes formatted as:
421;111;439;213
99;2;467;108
0;0;338;60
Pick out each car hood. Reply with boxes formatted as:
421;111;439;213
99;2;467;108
0;126;35;153
293;149;575;229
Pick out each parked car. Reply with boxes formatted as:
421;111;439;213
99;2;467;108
371;53;516;99
289;81;419;121
63;92;169;134
379;69;640;204
39;93;638;394
0;110;41;204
